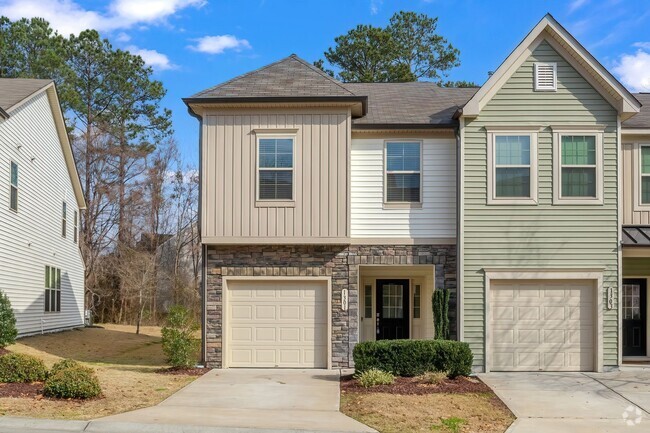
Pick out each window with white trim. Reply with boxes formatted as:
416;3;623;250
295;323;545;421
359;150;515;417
534;62;557;91
487;131;538;204
73;210;78;243
9;161;18;212
45;265;61;313
553;131;603;204
62;201;67;238
413;284;421;319
257;137;293;200
385;141;421;203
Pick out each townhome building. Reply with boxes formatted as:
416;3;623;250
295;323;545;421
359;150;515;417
185;14;650;372
0;79;86;336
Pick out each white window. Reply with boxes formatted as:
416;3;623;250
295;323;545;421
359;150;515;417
45;265;61;313
553;130;603;205
257;136;294;202
487;131;538;205
385;141;421;203
534;62;557;91
633;144;650;210
62;201;67;238
9;161;17;212
73;210;78;243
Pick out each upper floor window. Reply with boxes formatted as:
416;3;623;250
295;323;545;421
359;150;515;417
10;161;18;212
487;131;538;205
534;62;557;91
45;265;61;313
62;201;67;238
73;210;78;243
257;137;293;201
553;131;603;205
385;141;421;203
633;144;650;210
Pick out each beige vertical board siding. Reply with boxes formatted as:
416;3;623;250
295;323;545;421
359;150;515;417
350;138;456;239
463;41;619;369
622;138;650;224
202;108;350;243
0;92;85;335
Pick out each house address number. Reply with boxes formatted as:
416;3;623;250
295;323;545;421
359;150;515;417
342;289;348;311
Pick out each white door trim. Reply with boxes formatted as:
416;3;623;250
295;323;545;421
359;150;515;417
484;268;604;373
222;276;332;369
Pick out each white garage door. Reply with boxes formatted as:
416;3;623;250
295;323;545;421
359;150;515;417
227;280;328;368
490;280;595;372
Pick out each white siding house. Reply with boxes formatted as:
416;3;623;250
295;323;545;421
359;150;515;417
0;79;86;336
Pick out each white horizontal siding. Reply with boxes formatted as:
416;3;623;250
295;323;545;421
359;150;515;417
350;138;456;239
0;91;85;336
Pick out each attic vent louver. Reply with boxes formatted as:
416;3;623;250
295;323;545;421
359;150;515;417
534;62;557;91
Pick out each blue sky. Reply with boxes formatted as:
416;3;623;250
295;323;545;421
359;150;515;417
1;0;650;165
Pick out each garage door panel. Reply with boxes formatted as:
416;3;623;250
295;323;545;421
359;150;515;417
227;280;328;368
490;280;595;372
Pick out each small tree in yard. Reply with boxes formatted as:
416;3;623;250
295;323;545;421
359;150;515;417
161;305;200;368
433;288;450;340
0;290;18;348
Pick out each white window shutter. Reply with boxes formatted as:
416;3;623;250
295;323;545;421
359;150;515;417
534;63;557;91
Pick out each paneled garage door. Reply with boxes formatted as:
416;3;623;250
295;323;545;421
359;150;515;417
226;280;328;368
490;280;595;371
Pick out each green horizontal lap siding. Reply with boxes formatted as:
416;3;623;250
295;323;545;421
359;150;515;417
463;41;619;369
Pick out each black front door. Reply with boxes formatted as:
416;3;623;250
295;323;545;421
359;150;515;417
623;279;647;357
376;279;409;340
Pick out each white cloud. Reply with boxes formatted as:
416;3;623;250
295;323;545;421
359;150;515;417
0;0;205;35
370;0;382;15
633;42;650;50
116;32;131;42
126;45;176;71
568;0;589;13
613;50;650;92
188;35;251;54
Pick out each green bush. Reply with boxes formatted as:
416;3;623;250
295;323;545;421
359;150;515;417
43;365;101;399
353;339;473;378
355;368;395;388
0;353;48;383
161;305;200;368
0;290;18;348
433;288;450;340
50;359;81;376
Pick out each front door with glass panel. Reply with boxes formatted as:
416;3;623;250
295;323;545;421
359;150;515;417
376;279;409;340
623;279;647;357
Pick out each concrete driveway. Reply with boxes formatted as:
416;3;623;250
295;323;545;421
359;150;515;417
93;369;375;433
481;371;650;433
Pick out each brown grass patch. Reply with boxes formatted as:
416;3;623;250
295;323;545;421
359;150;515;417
0;324;203;420
341;390;514;433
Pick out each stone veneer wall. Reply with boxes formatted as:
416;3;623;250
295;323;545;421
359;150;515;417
204;244;457;368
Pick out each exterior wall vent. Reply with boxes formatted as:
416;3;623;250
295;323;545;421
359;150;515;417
534;62;557;91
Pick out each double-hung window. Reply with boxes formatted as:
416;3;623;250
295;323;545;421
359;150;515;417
385;141;421;203
45;265;61;313
554;131;603;204
9;161;18;212
634;144;650;209
257;136;294;201
487;131;538;204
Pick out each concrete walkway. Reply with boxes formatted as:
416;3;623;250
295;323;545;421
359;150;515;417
92;369;374;433
481;371;650;433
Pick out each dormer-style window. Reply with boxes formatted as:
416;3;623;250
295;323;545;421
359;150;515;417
534;62;557;91
385;141;421;203
257;136;294;201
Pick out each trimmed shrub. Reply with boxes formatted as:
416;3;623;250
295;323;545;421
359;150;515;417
50;359;81;376
161;305;200;368
43;365;101;399
355;368;395;388
432;288;450;340
0;290;18;348
353;339;473;378
0;353;48;383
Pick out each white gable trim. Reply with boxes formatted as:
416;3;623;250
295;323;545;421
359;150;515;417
462;14;640;119
6;83;86;209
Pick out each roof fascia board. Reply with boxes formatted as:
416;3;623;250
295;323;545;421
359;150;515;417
45;84;87;210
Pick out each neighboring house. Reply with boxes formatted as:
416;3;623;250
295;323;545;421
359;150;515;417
185;14;650;372
0;79;86;336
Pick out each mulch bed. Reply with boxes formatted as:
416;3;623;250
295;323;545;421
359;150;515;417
0;348;10;356
0;382;43;398
341;375;493;395
156;367;207;376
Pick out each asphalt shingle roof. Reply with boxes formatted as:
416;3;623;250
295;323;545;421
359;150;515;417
623;94;650;129
0;78;52;115
346;82;478;127
190;54;356;99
